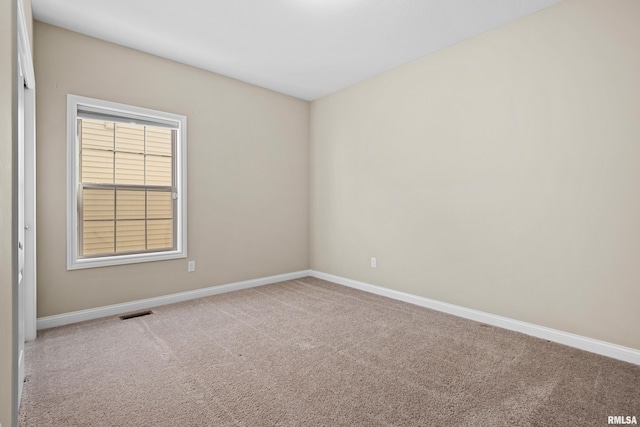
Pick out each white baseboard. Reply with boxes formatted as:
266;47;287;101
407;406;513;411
36;270;310;330
38;268;640;365
309;270;640;365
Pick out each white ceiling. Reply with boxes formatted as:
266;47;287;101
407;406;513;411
32;0;560;100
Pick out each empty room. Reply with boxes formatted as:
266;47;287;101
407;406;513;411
2;0;639;425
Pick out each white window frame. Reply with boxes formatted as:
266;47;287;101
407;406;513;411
67;94;187;270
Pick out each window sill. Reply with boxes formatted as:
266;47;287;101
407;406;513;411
67;249;187;270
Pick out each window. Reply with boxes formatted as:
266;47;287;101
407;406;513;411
67;95;187;269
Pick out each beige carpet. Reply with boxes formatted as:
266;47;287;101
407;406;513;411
19;277;640;426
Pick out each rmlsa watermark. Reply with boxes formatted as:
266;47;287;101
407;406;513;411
608;416;637;425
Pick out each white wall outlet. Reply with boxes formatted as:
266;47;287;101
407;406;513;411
371;257;377;268
188;260;196;272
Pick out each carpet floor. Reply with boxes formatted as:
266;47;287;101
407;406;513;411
19;277;640;426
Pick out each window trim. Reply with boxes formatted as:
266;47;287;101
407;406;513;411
67;94;187;270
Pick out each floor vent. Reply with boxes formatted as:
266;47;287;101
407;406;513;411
119;310;153;320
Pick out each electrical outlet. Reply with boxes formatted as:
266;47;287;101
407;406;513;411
188;260;196;272
371;257;377;268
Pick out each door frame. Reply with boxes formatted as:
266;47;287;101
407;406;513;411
17;0;36;343
15;0;36;416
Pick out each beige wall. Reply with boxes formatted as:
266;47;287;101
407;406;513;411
32;0;640;353
311;0;640;350
0;0;15;422
35;22;310;317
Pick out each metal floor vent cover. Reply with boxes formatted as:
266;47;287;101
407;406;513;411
119;310;153;320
